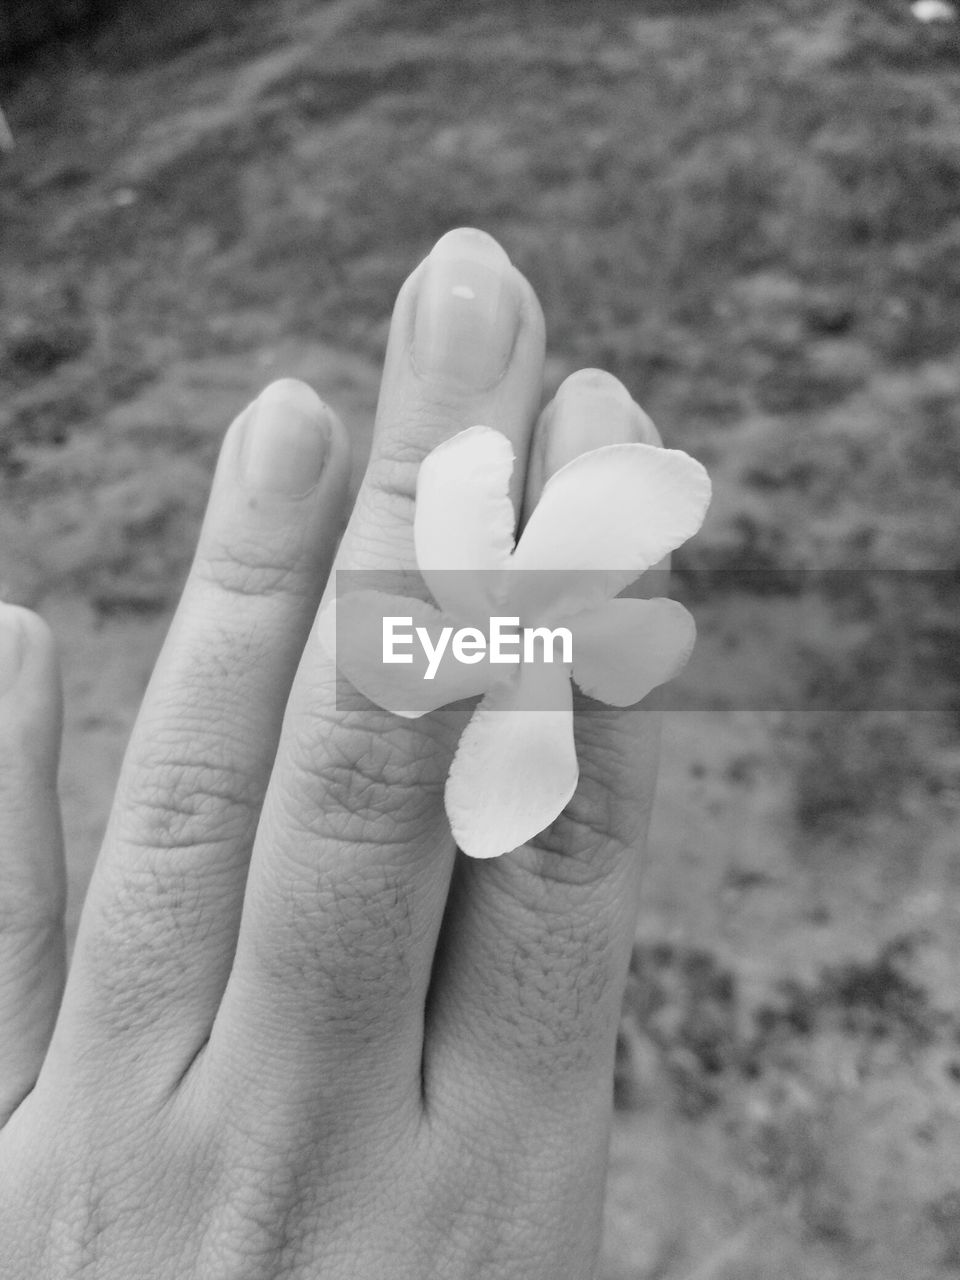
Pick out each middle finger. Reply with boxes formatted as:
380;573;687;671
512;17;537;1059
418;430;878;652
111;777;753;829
205;229;546;1121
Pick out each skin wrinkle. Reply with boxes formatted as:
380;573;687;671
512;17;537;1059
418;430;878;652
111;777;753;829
111;724;270;855
39;1129;125;1280
302;750;428;832
112;769;260;856
192;539;318;603
530;789;648;886
521;715;659;882
202;544;315;616
277;703;457;848
140;678;280;751
146;625;283;721
342;514;417;575
368;417;458;487
197;1156;306;1280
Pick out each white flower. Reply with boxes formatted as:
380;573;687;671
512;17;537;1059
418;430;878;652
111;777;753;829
320;425;711;858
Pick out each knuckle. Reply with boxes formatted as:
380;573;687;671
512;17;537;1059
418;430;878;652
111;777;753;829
194;528;313;603
281;707;445;846
117;728;263;854
70;740;259;1026
193;1124;319;1280
363;400;481;512
524;712;657;887
528;808;636;889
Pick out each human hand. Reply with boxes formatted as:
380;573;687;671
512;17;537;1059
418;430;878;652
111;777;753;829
0;228;668;1279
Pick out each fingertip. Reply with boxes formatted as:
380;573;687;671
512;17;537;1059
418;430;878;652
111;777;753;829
551;368;662;451
257;376;326;416
266;381;353;495
394;229;545;393
220;379;352;508
256;379;352;473
261;379;352;480
428;225;512;268
523;369;663;521
557;367;632;404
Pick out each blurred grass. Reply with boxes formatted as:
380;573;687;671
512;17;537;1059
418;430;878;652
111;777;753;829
3;1;960;1276
4;0;960;568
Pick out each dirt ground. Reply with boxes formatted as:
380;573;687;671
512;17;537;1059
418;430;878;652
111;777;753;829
3;1;960;1275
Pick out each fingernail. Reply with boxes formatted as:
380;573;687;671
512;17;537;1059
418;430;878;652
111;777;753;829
545;370;656;473
0;603;25;696
240;379;331;497
413;227;522;388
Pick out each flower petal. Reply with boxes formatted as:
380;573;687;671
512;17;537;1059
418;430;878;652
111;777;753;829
510;443;711;619
414;425;517;622
317;591;491;718
569;597;696;706
445;663;579;858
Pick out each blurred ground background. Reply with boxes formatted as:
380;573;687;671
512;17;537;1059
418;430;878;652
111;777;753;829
2;0;960;1275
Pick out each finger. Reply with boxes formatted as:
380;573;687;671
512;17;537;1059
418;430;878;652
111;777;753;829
207;229;546;1116
0;604;66;1123
424;369;665;1120
521;368;661;521
50;381;351;1088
